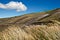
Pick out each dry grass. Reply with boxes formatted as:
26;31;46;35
0;8;60;40
0;23;60;40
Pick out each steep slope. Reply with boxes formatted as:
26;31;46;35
0;8;60;25
0;12;46;24
0;8;60;40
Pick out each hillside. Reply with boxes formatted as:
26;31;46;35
0;8;60;25
0;8;60;40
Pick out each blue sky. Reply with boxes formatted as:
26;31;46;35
0;0;60;18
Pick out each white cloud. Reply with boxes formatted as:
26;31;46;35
0;1;27;12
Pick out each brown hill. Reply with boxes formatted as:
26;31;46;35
0;8;60;25
0;8;60;40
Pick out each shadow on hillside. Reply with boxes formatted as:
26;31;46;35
32;21;54;25
0;24;9;32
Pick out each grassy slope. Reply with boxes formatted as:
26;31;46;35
0;8;60;40
0;8;60;25
0;23;60;40
0;12;46;24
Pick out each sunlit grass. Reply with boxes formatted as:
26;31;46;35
0;23;60;40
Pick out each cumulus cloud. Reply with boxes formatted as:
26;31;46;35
0;1;27;12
